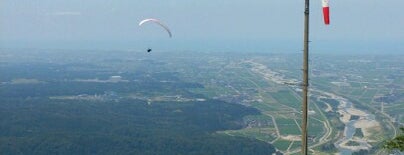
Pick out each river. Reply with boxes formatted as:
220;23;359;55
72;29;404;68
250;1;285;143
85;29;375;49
323;93;376;155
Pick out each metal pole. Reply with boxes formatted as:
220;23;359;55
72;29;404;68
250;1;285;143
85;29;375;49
301;0;310;154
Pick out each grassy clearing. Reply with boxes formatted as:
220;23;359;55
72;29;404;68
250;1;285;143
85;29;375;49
251;102;275;112
271;90;300;109
290;141;302;151
273;140;292;151
276;117;301;135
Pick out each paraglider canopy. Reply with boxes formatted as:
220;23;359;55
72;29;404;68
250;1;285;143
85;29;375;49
139;18;172;38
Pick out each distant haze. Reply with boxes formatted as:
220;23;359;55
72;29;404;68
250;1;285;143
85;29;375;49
1;0;403;53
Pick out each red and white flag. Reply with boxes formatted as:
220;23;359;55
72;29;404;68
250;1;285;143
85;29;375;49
322;0;330;25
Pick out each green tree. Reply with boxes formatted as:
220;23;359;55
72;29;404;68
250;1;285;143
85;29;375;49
384;127;404;152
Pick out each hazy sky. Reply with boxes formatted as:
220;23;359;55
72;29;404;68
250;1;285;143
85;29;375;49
1;0;403;52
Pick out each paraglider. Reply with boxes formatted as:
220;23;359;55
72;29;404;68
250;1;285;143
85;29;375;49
139;18;172;53
139;18;172;38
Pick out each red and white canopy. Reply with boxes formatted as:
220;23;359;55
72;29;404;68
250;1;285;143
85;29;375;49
322;0;330;25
